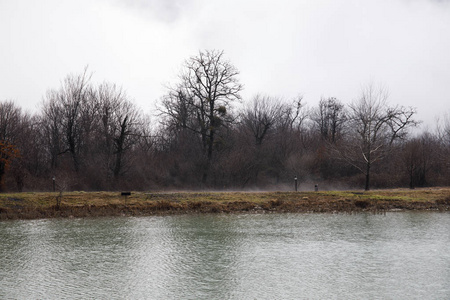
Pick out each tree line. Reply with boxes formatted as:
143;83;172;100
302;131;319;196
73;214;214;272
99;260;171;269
1;50;449;192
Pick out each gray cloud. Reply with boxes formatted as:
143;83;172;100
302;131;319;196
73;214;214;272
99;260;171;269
0;0;449;127
112;0;194;23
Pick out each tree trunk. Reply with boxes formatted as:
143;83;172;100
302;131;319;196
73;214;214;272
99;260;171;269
0;164;4;192
202;124;215;185
409;163;415;189
201;159;210;185
113;118;127;179
365;162;370;191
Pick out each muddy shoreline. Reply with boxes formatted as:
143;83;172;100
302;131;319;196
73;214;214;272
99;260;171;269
1;191;449;220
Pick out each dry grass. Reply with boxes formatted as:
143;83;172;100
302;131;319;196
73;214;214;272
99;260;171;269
1;187;449;220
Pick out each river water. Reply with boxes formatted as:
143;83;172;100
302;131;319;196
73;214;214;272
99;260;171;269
1;212;449;299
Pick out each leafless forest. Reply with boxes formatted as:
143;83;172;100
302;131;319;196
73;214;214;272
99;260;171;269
1;50;449;192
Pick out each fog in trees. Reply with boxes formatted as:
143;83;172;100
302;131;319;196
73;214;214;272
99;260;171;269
0;52;448;192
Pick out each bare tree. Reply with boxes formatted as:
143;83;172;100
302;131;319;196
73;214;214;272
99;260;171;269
41;90;64;169
10;113;43;192
272;96;307;180
241;94;285;145
311;97;347;143
160;90;195;133
96;83;142;181
436;112;450;178
0;101;22;191
41;68;95;173
309;98;348;180
401;132;439;189
160;50;243;184
234;95;283;186
241;95;306;186
0;101;22;144
39;69;151;190
336;84;418;190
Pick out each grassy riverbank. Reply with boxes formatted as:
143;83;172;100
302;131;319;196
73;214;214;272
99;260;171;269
1;188;449;220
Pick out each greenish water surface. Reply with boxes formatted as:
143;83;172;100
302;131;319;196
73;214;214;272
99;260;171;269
1;212;449;299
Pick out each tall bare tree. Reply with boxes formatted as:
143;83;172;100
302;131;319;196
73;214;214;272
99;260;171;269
160;50;243;184
337;85;418;190
235;95;283;185
41;90;64;169
436;113;450;180
41;68;95;173
96;83;142;181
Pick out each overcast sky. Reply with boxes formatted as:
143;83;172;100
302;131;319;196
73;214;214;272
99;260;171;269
1;0;449;128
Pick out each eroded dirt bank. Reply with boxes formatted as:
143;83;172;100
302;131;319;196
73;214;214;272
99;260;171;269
1;188;449;220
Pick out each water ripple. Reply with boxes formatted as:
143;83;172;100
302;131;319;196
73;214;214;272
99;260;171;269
1;213;450;299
